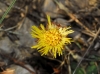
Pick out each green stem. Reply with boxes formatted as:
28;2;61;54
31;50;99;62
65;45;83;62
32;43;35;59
0;0;16;24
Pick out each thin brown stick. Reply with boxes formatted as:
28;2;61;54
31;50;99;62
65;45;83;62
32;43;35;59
73;28;100;74
0;50;35;74
53;0;95;36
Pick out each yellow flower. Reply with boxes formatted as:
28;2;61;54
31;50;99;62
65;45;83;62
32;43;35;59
31;15;74;58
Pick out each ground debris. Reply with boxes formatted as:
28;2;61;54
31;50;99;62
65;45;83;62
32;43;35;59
0;0;100;74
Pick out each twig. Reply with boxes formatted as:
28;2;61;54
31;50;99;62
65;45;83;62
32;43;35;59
53;0;95;36
0;49;35;74
72;28;100;74
65;46;81;61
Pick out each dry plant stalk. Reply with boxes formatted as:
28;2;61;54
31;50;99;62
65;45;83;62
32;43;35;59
54;0;95;36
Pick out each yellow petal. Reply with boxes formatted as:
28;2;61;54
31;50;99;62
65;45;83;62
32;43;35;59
31;33;39;38
32;26;42;33
31;44;39;48
47;15;52;29
40;24;45;31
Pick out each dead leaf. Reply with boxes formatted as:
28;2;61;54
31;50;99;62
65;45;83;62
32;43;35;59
0;69;14;74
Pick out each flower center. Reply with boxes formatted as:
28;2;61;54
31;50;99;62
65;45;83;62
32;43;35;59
44;29;62;46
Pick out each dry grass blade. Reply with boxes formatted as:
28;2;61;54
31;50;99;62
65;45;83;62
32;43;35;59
73;27;100;74
53;0;95;36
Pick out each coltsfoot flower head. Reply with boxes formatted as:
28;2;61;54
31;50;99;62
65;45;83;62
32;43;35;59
31;15;74;58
